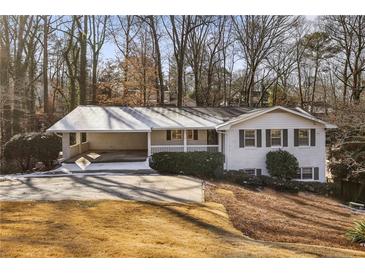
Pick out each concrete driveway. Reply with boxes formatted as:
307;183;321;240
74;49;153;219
0;174;203;203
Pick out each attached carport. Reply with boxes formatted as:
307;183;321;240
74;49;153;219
47;106;153;162
60;131;149;162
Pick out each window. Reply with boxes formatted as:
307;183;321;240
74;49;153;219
302;167;313;180
243;169;256;176
69;133;76;145
271;129;282;147
187;130;193;139
244;130;256;147
295;167;314;180
298;129;310;146
187;130;198;140
172;130;182;140
81;132;87;143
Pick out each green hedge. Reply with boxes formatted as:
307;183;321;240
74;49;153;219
149;151;224;178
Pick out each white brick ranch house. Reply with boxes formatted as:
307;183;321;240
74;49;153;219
47;105;336;182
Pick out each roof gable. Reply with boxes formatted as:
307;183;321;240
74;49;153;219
216;106;337;130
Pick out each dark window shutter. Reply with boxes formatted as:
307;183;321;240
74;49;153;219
256;129;262;147
310;129;316;146
283;129;288;147
256;169;262;176
314;167;319;180
239;130;245;148
266;129;271;147
294;129;299;147
193;130;198;140
166;130;171;140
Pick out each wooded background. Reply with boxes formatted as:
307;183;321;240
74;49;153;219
0;15;364;177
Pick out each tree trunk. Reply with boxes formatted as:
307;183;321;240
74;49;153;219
148;16;164;105
43;16;49;114
311;59;319;113
177;58;184;107
79;15;88;105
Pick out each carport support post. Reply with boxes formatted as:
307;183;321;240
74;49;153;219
183;129;187;152
62;133;71;160
76;132;81;154
147;132;151;156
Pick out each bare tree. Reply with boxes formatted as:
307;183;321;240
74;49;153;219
111;15;141;95
324;15;365;104
187;16;211;106
232;15;298;106
88;15;108;104
78;15;88;105
163;15;202;107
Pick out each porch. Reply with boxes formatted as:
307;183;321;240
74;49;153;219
150;129;222;154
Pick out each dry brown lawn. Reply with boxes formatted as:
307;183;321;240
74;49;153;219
1;200;365;258
205;181;365;252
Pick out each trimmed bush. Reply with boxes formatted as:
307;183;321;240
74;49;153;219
4;132;61;172
266;150;299;180
4;133;34;171
149;151;224;178
347;220;365;244
32;133;62;167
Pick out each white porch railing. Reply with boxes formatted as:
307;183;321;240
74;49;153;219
187;145;219;153
150;145;219;154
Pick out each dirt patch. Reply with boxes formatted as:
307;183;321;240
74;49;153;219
1;200;364;257
205;181;365;251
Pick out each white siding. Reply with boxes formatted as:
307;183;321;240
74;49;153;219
225;110;327;182
87;133;147;150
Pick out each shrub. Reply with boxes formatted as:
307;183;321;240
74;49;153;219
222;170;334;195
149;151;224;178
4;132;61;172
4;133;35;171
266;150;299;180
32;133;62;167
347;220;365;244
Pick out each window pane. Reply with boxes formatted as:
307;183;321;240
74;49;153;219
245;139;255;147
271;137;281;146
271;129;281;138
302;167;313;179
70;133;76;145
187;130;193;139
172;130;182;139
245;130;255;138
81;133;87;143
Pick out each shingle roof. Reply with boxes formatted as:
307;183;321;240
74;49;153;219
47;106;255;132
47;105;336;132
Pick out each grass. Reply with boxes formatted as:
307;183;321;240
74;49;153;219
1;200;365;257
205;181;365;251
347;220;365;243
